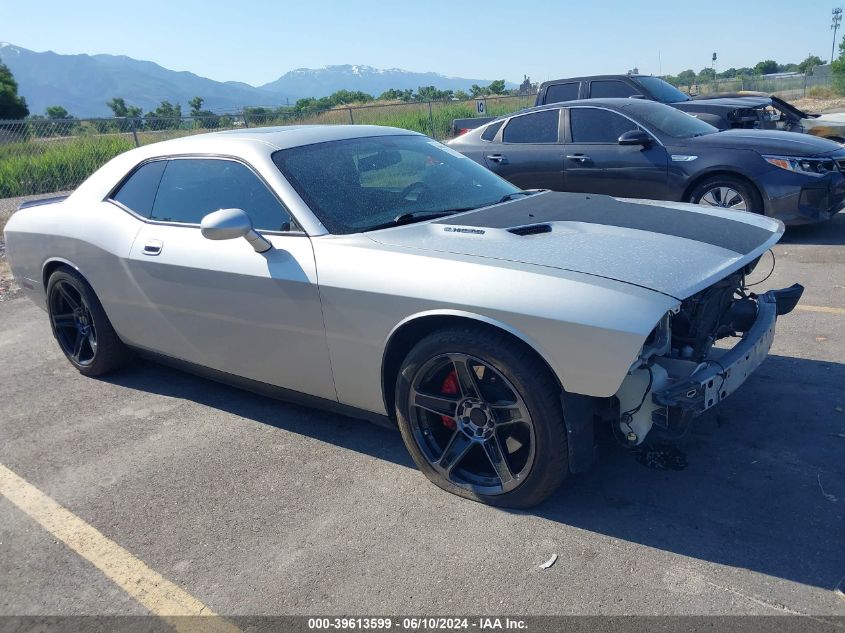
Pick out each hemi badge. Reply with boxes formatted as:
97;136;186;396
444;227;485;235
671;155;698;162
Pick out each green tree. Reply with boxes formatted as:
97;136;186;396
488;79;506;95
379;88;413;101
45;105;71;119
415;86;452;101
145;100;182;130
676;69;697;88
698;67;716;82
454;90;470;101
106;97;142;118
718;67;738;79
753;60;779;75
831;35;845;94
0;58;29;119
188;96;204;116
469;84;488;98
798;55;824;75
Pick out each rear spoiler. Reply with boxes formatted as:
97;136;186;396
18;195;69;211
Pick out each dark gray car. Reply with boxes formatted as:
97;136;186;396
448;98;845;225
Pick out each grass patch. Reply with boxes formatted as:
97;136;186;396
0;134;136;198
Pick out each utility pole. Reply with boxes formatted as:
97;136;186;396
832;7;843;65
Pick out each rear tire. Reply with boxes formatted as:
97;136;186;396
688;175;763;214
46;267;132;376
395;326;569;508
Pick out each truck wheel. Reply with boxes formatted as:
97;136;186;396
395;327;569;508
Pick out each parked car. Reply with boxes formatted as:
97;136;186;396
534;75;778;129
453;74;776;135
448;99;845;225
699;92;845;142
4;125;802;507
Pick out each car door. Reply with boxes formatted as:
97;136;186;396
482;109;565;190
563;106;670;199
121;156;336;401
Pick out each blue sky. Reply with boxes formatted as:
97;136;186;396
0;0;837;86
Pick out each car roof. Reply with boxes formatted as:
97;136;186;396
143;124;422;154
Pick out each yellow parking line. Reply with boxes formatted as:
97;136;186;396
0;462;241;633
796;304;845;316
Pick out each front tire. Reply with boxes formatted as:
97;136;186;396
46;267;131;376
688;175;763;213
395;327;569;508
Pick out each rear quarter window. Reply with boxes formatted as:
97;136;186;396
109;160;167;218
480;120;504;141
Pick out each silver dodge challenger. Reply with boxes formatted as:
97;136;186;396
4;125;804;507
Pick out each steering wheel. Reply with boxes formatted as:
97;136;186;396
401;181;430;201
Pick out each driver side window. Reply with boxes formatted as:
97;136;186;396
149;158;295;231
569;108;642;143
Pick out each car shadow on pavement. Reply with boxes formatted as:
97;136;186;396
100;359;418;470
538;353;845;592
101;353;844;591
780;212;845;245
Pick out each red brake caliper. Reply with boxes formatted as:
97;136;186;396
439;370;459;430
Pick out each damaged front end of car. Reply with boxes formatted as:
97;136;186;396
612;259;803;447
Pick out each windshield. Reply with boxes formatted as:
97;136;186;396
620;101;719;139
633;76;691;104
273;135;519;234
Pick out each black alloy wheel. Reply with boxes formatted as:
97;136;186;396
395;327;569;508
46;267;131;376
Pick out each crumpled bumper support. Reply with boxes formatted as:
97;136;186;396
652;284;804;414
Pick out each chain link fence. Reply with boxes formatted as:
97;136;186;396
680;73;833;100
0;93;535;199
6;76;836;200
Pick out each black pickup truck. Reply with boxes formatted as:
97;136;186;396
452;74;777;136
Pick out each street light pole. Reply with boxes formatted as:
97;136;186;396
832;8;843;65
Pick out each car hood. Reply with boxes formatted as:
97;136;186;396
366;192;783;301
810;111;845;125
681;129;845;155
674;96;771;110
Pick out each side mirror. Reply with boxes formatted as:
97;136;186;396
200;208;272;253
618;129;652;146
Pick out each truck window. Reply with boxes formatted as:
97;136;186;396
544;82;579;104
589;80;638;98
502;110;560;143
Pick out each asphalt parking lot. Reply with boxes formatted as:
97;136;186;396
0;213;844;620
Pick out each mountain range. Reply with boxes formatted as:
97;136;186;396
0;43;514;117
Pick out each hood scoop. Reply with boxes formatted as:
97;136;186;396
508;223;552;236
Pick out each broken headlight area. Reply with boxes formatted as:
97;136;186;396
614;266;803;447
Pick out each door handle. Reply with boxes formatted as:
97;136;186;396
486;154;508;164
566;154;592;163
142;239;163;256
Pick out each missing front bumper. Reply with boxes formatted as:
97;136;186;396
651;285;804;415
